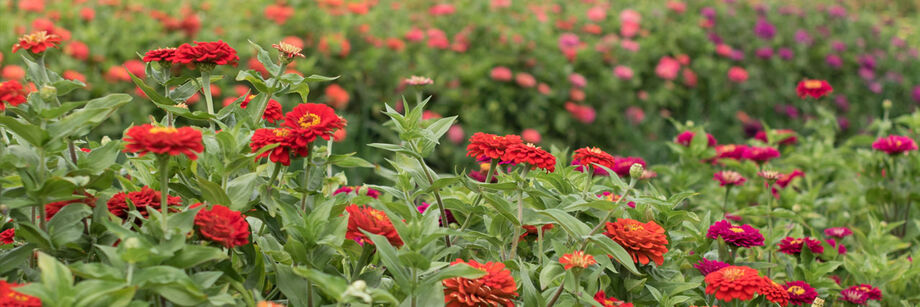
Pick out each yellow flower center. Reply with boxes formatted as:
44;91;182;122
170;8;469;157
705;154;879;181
149;126;178;134
803;80;822;89
721;268;744;281
729;226;745;233
298;113;321;128
626;223;644;232
367;209;386;222
587;147;602;153
788;286;806;295
273;128;290;137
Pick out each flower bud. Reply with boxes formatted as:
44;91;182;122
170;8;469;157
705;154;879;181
882;99;892;109
629;163;645;178
39;85;57;100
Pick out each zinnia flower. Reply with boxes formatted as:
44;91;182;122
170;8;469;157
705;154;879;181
250;128;308;166
598;191;636;208
559;250;596;270
795;79;833;99
694;258;729;276
776;169;804;188
713;171;746;186
593;290;634;307
44;192;96;220
0;228;14;245
442;259;518;307
840;286;869;305
572;147;616;175
604;218;669;266
704;265;765;302
777;237;824;255
783;281;818;305
345;205;403;247
675;131;716;147
282;103;347;149
466;132;522;161
11;31;61;54
106;186;182;219
826;238;847;254
173;41;239;66
142;47;177;63
272;41;305;59
519;224;553;241
0;280;41;306
503;143;556;172
706;220;765;248
123;124;204;160
824;227;852;238
715;144;749;160
760;278;791;306
404;76;434;86
0;80;28;111
872;135;917;155
193;204;250;248
612;157;646;177
334;186;381;199
743;146;780;163
853;284;882;301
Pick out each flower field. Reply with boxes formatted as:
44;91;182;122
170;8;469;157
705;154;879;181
1;0;919;306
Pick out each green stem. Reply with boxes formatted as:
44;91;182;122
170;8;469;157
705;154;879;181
485;159;498;183
537;223;545;266
545;273;568;307
307;280;314;307
579;179;636;251
351;244;374;281
582;166;594;196
722;186;731;215
200;69;215;130
416;156;451;247
508;168;530;260
301;151;313;212
267;162;283;193
158;155;170;236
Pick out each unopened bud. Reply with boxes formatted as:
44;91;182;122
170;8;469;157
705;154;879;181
629;163;645;178
39;85;57;100
686;120;695;127
882;99;892;109
123;237;141;249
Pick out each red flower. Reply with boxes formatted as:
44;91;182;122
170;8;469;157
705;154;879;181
572;147;616;174
853;284;882;301
0;280;41;306
173;41;239;66
872;135;917;155
675;131;716;147
282;103;347;149
142;47;177;63
840;286;868;305
519;224;553;241
193;203;251;248
760;278;790;306
11;31;61;54
106;186;182;219
324;84;350;110
466;132;522;161
250;128;308;166
743;146;780;163
0;229;14;245
503;143;556;172
784;281;818;305
777;237;824;255
345;205;403;247
593;290;633;307
0;80;28;111
240;95;284;123
333;186;381;199
704;265;765;302
713;171;746;186
44;191;96;220
776;169;804;188
754;129;797;145
796;79;833;99
559;250;596;270
123;124;204;160
604;218;669;266
727;66;748;83
442;259;518;307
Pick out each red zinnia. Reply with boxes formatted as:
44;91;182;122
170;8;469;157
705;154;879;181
193;203;251;248
173;41;239;66
713;171;746;186
796;79;833;99
559;250;596;270
124;124;204;160
345;205;403;247
593;290;634;307
0;280;41;306
784;281;818;305
872;135;918;155
519;224;553;241
612;156;646;177
760;278;790;306
743;146;780;163
44;192;96;220
0;229;14;245
106;186;182;219
572;147;616;174
777;237;824;255
282;103;347;149
442;259;518;307
704;265;765;302
250;127;308;166
0;80;28;111
503;143;556;172
466;132;523;161
142;47;177;63
11;31;61;54
603;218;669;266
240;95;284;123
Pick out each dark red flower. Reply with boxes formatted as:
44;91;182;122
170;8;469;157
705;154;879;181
442;259;518;307
694;258;729;276
106;186;182;219
142;47;177;63
0;280;41;306
706;220;764;248
796;79;833;99
612;156;646;177
466;132;522;161
282;103;347;149
345;204;403;247
604;218;669;266
503;143;556;172
743;146;780;163
777;237;824;255
44;192;96;220
173;41;239;66
872;135;917;155
675;131;717;147
0;228;14;245
123;124;204;160
250;127;308;166
193;203;251;248
593;290;634;307
715;144;749;160
11;31;61;54
0;80;29;111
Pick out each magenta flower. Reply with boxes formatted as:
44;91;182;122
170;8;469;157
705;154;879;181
753;18;776;40
824;227;853;238
777;237;824;255
713;171;746;187
783;281;818;305
826;238;847;254
612;156;646;177
333;186;381;199
706;220;764;248
872;135;917;155
694;258;729;276
417;202;456;225
744;146;780;163
675;131;717;147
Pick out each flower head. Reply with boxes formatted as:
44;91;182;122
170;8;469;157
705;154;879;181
559;250;596;270
442;259;518;307
598;191;636;208
519;224;553;241
0;280;41;306
872;135;917;155
503;143;556;172
776;169;804;188
250;128;308;166
174;41;239;66
777;237;824;255
593;290;634;307
106;186;182;219
272;41;305;59
824;227;853;238
0;80;29;111
760;278;791;306
345;205;403;247
840;286;868;305
695;258;729;276
404;75;434;86
796;79;833;99
0;229;14;245
713;171;746;186
466;132;522;161
124;124;204;160
12;31;62;54
45;192;96;220
704;265;765;302
706;220;765;248
675;131;717;147
334;186;381;199
715;144;749;160
142;47;177;63
612;156;647;177
744;146;780;163
572;147;616;175
604;218;669;266
282;103;347;148
193;204;250;248
784;281;818;305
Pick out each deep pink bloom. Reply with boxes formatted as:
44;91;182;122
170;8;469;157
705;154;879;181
694;258;729;276
783;281;818;305
824;227;853;238
872;135;917;155
565;102;596;124
744;146;780;163
706;220;764;248
778;237;824;255
655;56;680;80
826;238;847;254
776;169;804;188
612;156;646;177
840;287;869;305
675;131;716;147
333;186;381;199
715;144;748;160
417;202;457;225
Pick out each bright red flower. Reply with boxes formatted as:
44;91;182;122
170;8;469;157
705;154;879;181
345;205;403;247
519;224;553;241
593;290;634;307
0;280;41;306
713;171;746;186
704;265;765;302
250;128;304;166
760;278;790;306
11;31;61;54
872;135;917;155
193;203;251;248
796;79;833;99
466;132;522;161
173;41;239;66
142;47;177;63
0;229;14;245
572;147;616;174
784;281;818;305
239;95;284;123
123;124;204;160
0;80;28;111
604;218;669;266
44;192;96;220
559;250;596;270
442;259;518;307
106;186;182;219
281;103;347;148
777;237;824;255
503;143;556;172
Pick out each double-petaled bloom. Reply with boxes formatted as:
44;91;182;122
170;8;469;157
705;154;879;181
442;259;518;307
173;41;239;66
783;281;818;305
593;290;634;307
839;284;881;305
282;103;347;149
0;80;29;111
604;218;669;266
572;147;616;175
559;250;596;270
106;186;182;219
706;220;765;248
123;124;204;160
760;278;791;306
713;170;746;186
704;265;765;302
777;237;824;255
872;135;917;155
675;131;717;147
744;146;780;163
824;227;853;238
272;41;305;59
0;229;14;245
193;204;251;248
142;47;178;63
503;143;556;172
345;204;403;247
795;79;833;99
11;31;62;54
466;132;522;161
0;280;41;306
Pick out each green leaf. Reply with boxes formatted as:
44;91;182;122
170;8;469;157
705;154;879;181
589;234;640;275
250;40;281;77
78;140;122;172
305;74;339;82
421;262;486;285
536;208;591;238
226;173;261;211
52;79;86;96
364;232;411;288
235;70;270;93
48;203;92;248
48;94;132;140
168;245;228;269
196;177;232;206
0;243;36;274
328;153;375;168
482;193;520;226
38;252;75;296
289;82;310;102
291;266;348;301
128;70;175;106
0;115;47;146
73;280;135;307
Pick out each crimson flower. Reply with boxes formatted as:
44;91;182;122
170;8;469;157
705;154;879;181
824;227;853;238
123;124;204;160
44;192;96;220
282;103;347;148
142;47;177;63
872;135;917;155
694;258;729;276
777;237;824;255
0;228;14;245
706;220;765;248
250;127;308;166
519;224;553;241
795;79;833;99
466;132;522;161
0;80;29;111
593;290;634;307
783;281;818;305
0;280;41;306
173;41;239;66
193;203;251;248
715;144;749;160
503;143;556;172
675;131;717;147
743;146;780;163
11;31;61;54
572;147;616;174
106;186;182;219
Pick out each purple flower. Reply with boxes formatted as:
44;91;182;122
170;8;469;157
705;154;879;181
859;67;875;80
827;5;847;18
831;41;847;52
730;50;745;61
912;85;920;103
701;7;716;20
755;47;773;59
868;82;882;93
778;48;794;60
834;95;850;112
794;29;812;45
838;117;850;131
694;258;729;276
707;220;765;248
753;18;776;40
826;54;842;69
858;54;876;70
707;32;723;44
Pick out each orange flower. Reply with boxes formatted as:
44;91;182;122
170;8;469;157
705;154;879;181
559;250;596;270
123;124;204;160
11;31;61;54
573;147;616;173
760;277;790;307
256;302;285;307
442;259;518;307
345;205;403;247
603;218;669;266
0;280;41;306
324;84;350;109
282;103;347;149
704;265;765;302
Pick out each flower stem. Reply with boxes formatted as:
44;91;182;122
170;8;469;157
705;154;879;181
301;151;313;212
415;156;451;247
485;159;498;183
267;162;283;193
158;155;170;236
545;273;568;307
508;168;530;260
722;186;731;215
200;69;215;130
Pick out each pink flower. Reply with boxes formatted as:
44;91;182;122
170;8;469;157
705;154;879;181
743;146;780;163
522;129;541;143
620;39;639;52
713;171;746;186
428;4;456;16
625;106;645;125
569;73;587;88
613;65;634;80
490;66;513;82
872;135;917;155
515;73;536;88
655;56;681;80
587;6;606;22
695;258;729;276
706;220;765;248
727;66;748;83
675;131;716;147
824;227;853;238
447;125;465;144
565;102;596;124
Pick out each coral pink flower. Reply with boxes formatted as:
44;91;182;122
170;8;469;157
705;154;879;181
614;65;634;80
655;56;681;80
727;66;748;83
490;66;513;82
565;102;596;124
872;135;917;155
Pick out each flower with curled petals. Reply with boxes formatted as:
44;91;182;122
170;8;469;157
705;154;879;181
11;31;61;54
603;218;669;266
123;124;204;160
272;41;305;59
760;278;790;306
466;132;522;161
706;220;764;248
503;143;556;172
442;259;518;307
142;47;177;63
193;203;250;248
713;171;746;186
704;265;765;302
783;281;818;305
345;205;403;247
593;290;633;307
0;80;29;111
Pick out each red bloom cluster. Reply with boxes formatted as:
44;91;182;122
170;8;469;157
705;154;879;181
783;281;818;305
872;135;917;155
11;31;61;54
593;290;634;307
193;204;251;248
604;218;669;266
0;280;41;306
106;186;182;219
706;220;765;248
503;143;556;172
250;128;307;166
466;132;522;161
759;278;791;306
713;170;746;186
795;79;833;99
345;204;403;247
675;131;717;147
743;146;780;163
44;192;96;220
123;124;204;160
777;237;824;255
572;147;616;174
0;228;14;245
173;41;239;66
442;259;518;307
0;80;29;111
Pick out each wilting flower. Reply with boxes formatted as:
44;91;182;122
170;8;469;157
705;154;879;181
174;41;239;66
760;278;791;306
755;129;797;145
503;143;556;172
345;205;403;247
334;186;381;199
706;220;764;248
824;227;853;238
704;265;765;302
572;147;616;174
250;128;308;166
193;204;250;248
272;41;305;59
0;280;41;306
675;131;716;147
417;202;457;226
466;132;522;161
713;171;746;186
744;146;780;163
282;103;347;148
872;135;917;155
45;192;96;220
123;124;204;160
0;80;29;111
519;224;553;241
11;31;61;54
559;250;596;270
604;218;669;266
106;186;182;219
612;156;646;177
598;191;636;208
795;79;833;99
784;281;818;305
0;229;14;245
777;237;824;255
593;290;634;307
442;259;518;307
404;75;434;86
142;47;177;63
